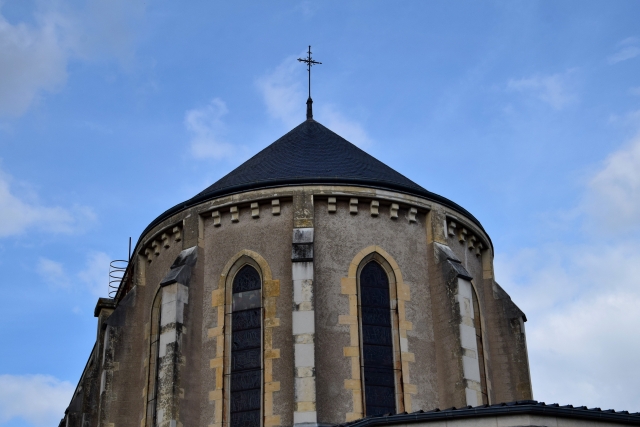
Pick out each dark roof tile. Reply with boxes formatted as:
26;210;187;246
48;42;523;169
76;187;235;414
195;120;427;199
137;119;491;250
336;400;640;427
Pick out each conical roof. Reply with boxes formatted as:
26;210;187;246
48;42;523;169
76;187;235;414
141;119;487;240
196;120;427;199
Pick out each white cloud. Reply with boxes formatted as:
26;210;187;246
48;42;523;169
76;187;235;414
608;37;640;64
585;132;640;233
256;55;306;128
0;167;95;237
37;258;70;289
64;0;144;66
35;251;112;297
495;129;640;411
77;251;111;297
0;12;68;116
507;70;576;110
0;374;74;427
0;1;145;117
618;36;639;45
608;46;640;64
607;109;640;127
531;288;640;409
318;105;372;147
257;55;372;146
296;0;318;18
496;243;640;411
185;98;234;160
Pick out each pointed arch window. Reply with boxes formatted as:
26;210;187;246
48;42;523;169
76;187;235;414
229;265;263;427
359;261;399;416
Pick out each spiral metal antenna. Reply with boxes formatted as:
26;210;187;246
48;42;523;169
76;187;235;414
108;260;127;298
108;237;131;298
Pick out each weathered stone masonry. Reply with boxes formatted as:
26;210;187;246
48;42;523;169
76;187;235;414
292;192;317;426
61;119;534;427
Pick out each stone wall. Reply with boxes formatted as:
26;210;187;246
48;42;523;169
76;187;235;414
60;185;532;427
202;198;294;427
313;197;431;425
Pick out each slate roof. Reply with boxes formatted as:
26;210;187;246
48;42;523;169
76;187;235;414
141;119;487;242
195;120;428;199
336;400;640;427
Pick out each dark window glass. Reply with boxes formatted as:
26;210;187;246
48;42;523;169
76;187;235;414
230;266;262;427
233;265;261;293
360;262;396;416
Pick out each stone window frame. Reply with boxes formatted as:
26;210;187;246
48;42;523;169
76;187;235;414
223;256;265;427
210;250;281;427
356;252;405;416
341;246;416;422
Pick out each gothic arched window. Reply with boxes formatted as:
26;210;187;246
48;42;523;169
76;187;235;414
230;265;262;427
359;261;397;416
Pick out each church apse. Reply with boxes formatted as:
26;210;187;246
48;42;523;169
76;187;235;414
61;118;534;427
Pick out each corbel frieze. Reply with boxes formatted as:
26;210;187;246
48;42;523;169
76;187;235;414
142;224;183;263
208;198;283;228
446;216;488;257
323;196;422;223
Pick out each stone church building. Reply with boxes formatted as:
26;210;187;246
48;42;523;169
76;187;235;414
60;114;639;427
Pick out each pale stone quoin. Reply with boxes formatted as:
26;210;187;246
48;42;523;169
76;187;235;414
61;119;639;427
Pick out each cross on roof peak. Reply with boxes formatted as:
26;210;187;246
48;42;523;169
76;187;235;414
298;45;322;120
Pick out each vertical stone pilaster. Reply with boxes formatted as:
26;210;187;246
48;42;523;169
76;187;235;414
97;288;140;427
292;192;317;427
431;242;484;407
155;247;197;427
156;282;189;427
456;277;483;406
480;248;495;402
427;207;447;246
98;318;118;427
182;214;199;249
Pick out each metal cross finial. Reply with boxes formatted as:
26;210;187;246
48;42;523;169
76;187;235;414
298;45;321;120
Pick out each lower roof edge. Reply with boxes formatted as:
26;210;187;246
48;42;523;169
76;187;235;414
337;401;640;427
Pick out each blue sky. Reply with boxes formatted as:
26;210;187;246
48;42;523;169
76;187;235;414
1;1;640;425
